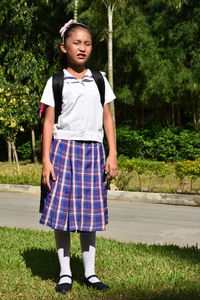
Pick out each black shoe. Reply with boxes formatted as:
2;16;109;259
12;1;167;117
55;274;73;294
83;275;110;291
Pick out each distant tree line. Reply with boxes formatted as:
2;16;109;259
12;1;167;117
0;0;199;162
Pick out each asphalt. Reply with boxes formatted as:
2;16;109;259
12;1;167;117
0;184;200;248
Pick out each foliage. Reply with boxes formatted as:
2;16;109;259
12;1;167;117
114;155;135;190
116;127;145;158
116;126;200;161
0;0;69;148
115;155;172;190
0;72;32;141
1;0;200;159
175;159;200;191
0;0;49;128
113;0;200;127
17;140;41;160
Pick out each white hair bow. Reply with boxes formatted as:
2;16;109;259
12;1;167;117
59;19;78;41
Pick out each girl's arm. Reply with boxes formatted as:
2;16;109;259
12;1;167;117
42;106;56;190
103;103;118;179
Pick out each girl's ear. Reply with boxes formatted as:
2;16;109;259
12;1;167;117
60;43;67;54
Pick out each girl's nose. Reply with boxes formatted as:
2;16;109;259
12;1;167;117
79;44;86;52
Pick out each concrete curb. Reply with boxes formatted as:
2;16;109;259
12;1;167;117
108;190;200;206
0;184;40;194
0;184;200;206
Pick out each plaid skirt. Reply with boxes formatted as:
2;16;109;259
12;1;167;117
39;139;108;232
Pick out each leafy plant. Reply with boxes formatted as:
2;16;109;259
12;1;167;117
175;159;200;192
17;140;41;160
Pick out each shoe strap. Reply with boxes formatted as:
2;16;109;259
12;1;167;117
86;274;98;281
59;274;72;280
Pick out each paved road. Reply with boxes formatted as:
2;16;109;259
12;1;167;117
0;191;199;247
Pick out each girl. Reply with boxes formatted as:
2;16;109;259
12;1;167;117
40;19;117;294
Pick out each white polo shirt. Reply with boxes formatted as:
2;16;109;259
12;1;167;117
40;69;116;143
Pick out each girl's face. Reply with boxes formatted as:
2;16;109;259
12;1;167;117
60;27;92;67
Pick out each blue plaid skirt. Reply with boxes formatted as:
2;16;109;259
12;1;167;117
39;139;108;231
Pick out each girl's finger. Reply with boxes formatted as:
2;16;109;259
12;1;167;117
105;162;109;174
42;174;51;190
51;169;57;181
45;175;50;190
109;167;118;179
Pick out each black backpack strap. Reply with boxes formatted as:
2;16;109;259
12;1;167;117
90;69;105;106
52;70;64;124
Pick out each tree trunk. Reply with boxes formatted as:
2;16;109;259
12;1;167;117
7;140;12;162
31;128;38;163
172;101;175;126
177;103;181;125
108;4;116;131
74;0;78;21
11;140;20;173
141;102;144;128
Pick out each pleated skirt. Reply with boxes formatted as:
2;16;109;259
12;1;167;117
39;139;108;232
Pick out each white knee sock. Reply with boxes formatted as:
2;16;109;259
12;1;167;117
80;232;100;283
54;229;72;284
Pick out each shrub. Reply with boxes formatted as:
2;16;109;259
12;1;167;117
116;126;200;161
17;140;40;160
114;155;135;190
115;155;172;191
175;159;200;191
177;130;200;160
116;127;145;158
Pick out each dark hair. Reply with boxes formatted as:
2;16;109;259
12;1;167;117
60;23;92;68
63;23;92;43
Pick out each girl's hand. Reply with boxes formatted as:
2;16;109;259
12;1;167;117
42;161;56;190
105;155;118;180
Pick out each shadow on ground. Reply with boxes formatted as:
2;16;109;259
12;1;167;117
22;248;84;283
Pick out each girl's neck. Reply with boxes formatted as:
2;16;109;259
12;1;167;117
66;65;87;79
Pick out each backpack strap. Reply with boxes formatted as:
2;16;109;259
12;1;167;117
90;69;105;106
52;70;64;124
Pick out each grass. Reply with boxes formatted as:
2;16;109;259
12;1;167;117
0;162;41;186
0;227;200;300
1;161;200;194
125;172;200;194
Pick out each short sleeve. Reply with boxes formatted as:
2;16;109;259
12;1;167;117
102;73;116;105
40;77;55;107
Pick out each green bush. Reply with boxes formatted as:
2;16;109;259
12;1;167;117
115;155;172;190
145;127;180;161
175;158;200;191
116;126;200;161
116;127;145;158
17;140;40;160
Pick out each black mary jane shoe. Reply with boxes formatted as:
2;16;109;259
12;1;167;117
55;274;73;294
83;275;110;291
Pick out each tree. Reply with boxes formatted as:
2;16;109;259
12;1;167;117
0;72;30;170
162;0;189;10
74;0;79;21
0;0;68;162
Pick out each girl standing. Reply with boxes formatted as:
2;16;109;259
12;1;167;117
40;19;117;294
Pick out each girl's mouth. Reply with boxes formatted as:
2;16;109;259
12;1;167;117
77;53;86;58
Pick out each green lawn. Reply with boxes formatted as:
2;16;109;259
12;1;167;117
0;227;200;300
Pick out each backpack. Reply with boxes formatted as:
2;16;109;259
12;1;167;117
39;69;105;213
39;69;105;124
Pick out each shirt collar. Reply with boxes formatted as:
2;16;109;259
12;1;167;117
63;68;93;81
